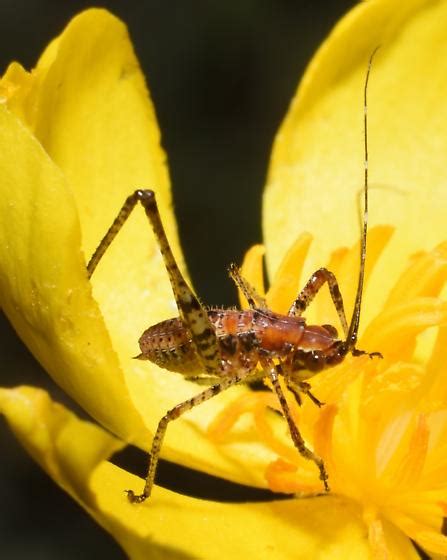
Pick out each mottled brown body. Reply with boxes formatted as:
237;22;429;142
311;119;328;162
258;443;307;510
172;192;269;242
138;307;345;380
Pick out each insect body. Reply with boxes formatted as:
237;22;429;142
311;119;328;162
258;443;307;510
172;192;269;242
87;52;380;503
139;306;351;379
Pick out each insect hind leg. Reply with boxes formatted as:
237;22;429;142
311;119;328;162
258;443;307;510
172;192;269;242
88;189;221;375
87;191;142;278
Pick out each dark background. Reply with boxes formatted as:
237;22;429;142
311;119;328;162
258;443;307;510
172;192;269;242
0;2;356;558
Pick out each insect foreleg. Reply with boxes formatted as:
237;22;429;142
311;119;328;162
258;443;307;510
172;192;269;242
288;267;349;337
286;379;324;408
262;359;329;492
126;369;252;503
228;263;267;309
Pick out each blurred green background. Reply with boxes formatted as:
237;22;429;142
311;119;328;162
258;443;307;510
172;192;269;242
0;1;356;557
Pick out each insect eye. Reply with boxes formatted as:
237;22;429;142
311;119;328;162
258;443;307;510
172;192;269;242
322;324;338;338
306;350;326;372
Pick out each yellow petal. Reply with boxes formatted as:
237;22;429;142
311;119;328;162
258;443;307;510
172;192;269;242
0;9;275;486
362;298;447;362
0;385;373;559
385;242;447;307
239;244;266;308
0;100;146;442
25;7;186;460
0;61;35;122
425;326;447;403
0;386;124;503
365;514;422;560
264;0;447;326
267;232;312;314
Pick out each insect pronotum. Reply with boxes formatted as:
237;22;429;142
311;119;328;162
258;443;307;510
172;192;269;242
87;50;381;503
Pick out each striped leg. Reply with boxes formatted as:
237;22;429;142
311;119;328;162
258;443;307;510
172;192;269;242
288;267;349;338
262;359;329;492
127;369;251;503
88;189;221;375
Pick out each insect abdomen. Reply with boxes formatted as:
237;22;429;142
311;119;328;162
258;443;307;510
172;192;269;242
137;317;201;374
138;311;259;375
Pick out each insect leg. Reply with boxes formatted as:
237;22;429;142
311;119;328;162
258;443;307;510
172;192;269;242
88;189;221;375
228;263;267;309
288;268;349;338
87;191;143;278
126;369;251;503
263;359;329;492
286;379;324;408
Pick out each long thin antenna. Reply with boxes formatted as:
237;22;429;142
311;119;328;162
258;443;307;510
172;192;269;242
347;47;380;351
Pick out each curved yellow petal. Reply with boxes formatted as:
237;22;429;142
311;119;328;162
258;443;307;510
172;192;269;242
0;386;124;503
0;385;373;559
0;9;277;486
100;471;371;560
25;8;188;458
0;100;146;441
385;242;447;306
264;0;447;326
367;516;422;560
267;232;312;314
239;244;266;308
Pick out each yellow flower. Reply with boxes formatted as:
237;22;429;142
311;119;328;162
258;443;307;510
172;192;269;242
211;229;447;557
1;2;447;558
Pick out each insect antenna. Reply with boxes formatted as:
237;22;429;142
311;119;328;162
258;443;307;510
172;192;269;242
346;48;380;353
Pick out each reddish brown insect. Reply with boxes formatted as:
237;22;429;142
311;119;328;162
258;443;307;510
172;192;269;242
87;51;380;503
